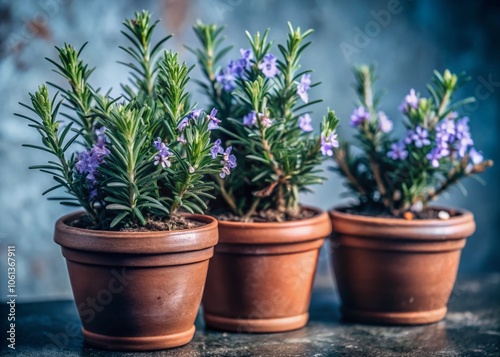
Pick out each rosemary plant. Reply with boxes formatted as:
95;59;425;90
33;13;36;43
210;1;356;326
189;22;339;221
333;65;493;216
17;11;227;230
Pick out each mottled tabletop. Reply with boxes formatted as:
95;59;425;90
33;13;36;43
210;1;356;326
2;274;499;356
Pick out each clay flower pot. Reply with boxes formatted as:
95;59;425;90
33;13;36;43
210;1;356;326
329;206;475;325
54;212;218;351
202;207;331;333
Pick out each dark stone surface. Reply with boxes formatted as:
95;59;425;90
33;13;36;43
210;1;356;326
1;274;499;356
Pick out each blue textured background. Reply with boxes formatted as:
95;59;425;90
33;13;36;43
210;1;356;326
0;0;499;301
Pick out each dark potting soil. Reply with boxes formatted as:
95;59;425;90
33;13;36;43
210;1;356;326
215;207;317;223
342;205;461;220
69;214;204;231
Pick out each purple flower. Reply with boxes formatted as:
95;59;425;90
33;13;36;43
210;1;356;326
404;129;414;145
243;111;257;127
216;65;238;91
153;137;164;150
296;73;312;103
387;141;408;160
177;117;189;132
298;114;314;132
426;142;450;168
455;117;473;157
211;139;224;159
189;109;202;120
228;60;244;77
411;126;431;148
154;154;172;168
426;148;441;168
320;131;339;156
436;119;456;143
258;54;279;78
75;142;110;202
378;111;393;133
153;138;173;168
469;147;483;165
399;89;419;113
259;114;273;128
239;48;253;68
95;126;108;147
208;108;221;130
89;188;98;201
350;106;370;127
220;146;237;178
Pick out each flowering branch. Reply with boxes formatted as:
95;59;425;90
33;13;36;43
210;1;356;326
334;65;493;215
190;22;339;219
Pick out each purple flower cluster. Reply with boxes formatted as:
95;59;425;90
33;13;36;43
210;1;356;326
350;106;370;127
258;53;279;78
211;139;237;178
296;74;311;103
399;89;419;113
75;129;110;200
216;48;253;91
320;131;339;156
426;116;479;168
387;126;430;161
153;138;173;168
298;114;313;132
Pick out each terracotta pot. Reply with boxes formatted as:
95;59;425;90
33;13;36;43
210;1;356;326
54;212;218;351
329;206;475;325
202;207;331;333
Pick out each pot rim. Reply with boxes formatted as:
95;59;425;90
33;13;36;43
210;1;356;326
54;211;218;254
215;205;332;244
216;205;325;228
329;205;475;240
330;205;472;225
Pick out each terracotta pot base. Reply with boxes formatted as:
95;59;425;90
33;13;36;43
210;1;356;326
82;326;195;351
54;212;219;351
341;307;447;325
202;207;332;333
329;206;475;326
204;312;309;333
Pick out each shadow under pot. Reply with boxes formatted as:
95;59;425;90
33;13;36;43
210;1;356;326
202;207;332;333
329;206;475;325
54;212;218;351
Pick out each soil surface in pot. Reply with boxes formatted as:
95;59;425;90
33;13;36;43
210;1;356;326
69;214;204;231
214;206;317;223
341;205;461;220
